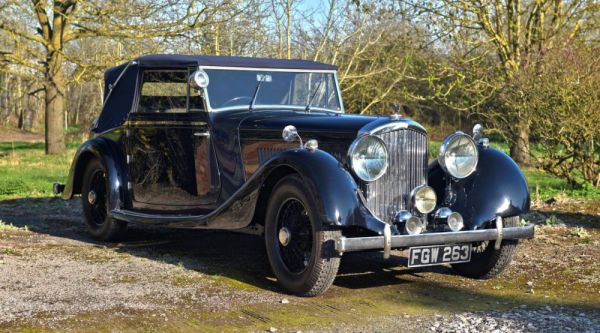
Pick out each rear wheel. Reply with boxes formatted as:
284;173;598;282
265;174;341;296
452;216;520;279
81;159;127;241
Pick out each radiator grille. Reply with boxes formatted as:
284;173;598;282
361;129;428;222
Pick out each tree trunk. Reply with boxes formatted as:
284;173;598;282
22;95;35;132
285;0;292;59
510;122;531;165
45;73;66;154
16;77;24;130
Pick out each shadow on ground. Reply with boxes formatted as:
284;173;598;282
1;196;598;328
0;197;457;292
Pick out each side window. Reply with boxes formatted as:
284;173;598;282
138;70;204;113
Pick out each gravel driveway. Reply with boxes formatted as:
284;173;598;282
0;197;598;332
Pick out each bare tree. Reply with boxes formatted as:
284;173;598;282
0;0;237;154
407;0;598;164
269;0;297;59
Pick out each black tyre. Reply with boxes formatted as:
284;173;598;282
81;159;127;241
265;174;341;296
452;216;520;279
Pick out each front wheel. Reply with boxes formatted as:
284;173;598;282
81;159;127;241
452;216;520;279
265;174;341;296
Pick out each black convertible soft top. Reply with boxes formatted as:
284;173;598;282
95;54;337;133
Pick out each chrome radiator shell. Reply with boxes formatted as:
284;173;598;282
360;128;428;222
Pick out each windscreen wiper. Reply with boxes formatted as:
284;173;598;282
249;75;267;111
305;79;324;112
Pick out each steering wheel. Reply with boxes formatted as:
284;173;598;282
222;96;253;108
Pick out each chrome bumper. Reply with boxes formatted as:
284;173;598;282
335;221;534;254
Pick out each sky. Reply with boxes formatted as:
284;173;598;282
297;0;330;20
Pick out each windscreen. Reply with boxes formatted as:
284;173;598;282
204;69;342;112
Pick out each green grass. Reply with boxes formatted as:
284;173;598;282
0;219;27;232
0;141;598;201
429;140;600;200
524;168;600;200
0;142;76;200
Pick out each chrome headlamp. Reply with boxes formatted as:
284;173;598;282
439;132;479;179
348;135;388;182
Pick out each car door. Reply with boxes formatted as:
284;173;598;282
126;68;220;211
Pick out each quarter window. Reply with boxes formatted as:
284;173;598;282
138;70;205;112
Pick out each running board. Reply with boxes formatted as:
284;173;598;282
110;209;210;228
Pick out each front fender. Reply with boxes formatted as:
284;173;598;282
63;137;130;211
428;147;530;229
260;148;387;234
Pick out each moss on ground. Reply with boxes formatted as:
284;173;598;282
1;142;598;332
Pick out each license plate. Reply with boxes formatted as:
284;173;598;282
408;244;472;267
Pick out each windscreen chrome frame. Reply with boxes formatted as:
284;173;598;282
198;66;345;113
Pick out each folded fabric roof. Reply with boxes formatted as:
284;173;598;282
96;54;338;133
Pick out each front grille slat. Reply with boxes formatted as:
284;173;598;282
361;129;428;222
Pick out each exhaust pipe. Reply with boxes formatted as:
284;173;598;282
53;183;65;195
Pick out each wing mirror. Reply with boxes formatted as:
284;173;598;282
282;125;303;148
472;124;489;148
189;69;209;89
472;124;483;141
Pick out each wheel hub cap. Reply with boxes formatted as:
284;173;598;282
88;190;97;205
278;227;291;246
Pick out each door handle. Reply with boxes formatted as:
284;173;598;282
194;132;210;137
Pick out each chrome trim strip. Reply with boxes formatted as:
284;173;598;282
197;66;344;113
360;119;426;136
334;72;345;113
125;120;207;127
335;225;535;253
198;65;338;73
205;104;341;113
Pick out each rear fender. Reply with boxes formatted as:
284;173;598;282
63;138;130;211
428;147;530;229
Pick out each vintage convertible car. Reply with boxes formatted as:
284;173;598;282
55;54;534;296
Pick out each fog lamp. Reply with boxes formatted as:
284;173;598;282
412;186;437;214
447;212;464;232
405;216;424;235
